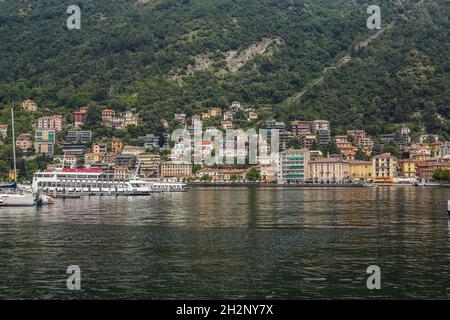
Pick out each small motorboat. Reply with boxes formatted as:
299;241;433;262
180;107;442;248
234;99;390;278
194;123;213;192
40;195;55;205
363;183;376;188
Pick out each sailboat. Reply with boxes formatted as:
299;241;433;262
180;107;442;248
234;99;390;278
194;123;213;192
0;107;37;207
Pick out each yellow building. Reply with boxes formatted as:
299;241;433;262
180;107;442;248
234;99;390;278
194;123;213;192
348;160;373;182
398;160;416;178
430;141;443;158
260;166;278;183
84;152;101;165
111;139;124;154
124;111;139;128
8;170;17;181
372;153;398;183
209;108;222;117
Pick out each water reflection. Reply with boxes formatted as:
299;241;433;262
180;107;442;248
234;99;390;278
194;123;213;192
0;187;449;299
448;218;450;234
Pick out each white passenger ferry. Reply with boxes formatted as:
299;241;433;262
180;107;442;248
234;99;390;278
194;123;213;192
32;168;154;196
150;178;188;192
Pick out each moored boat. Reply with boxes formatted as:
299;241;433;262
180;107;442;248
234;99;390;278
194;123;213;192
0;193;36;207
32;168;154;196
363;183;376;188
0;107;42;207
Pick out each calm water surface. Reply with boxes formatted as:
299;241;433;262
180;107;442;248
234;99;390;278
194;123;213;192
0;187;449;299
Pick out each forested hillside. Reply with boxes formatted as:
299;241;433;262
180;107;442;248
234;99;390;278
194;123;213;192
283;0;450;137
0;0;448;137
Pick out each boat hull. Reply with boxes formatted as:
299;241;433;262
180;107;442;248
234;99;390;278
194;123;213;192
0;194;36;207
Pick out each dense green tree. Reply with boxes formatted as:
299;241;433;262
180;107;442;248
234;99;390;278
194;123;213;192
320;140;340;156
433;169;450;182
287;136;302;149
246;167;260;182
383;142;402;158
355;148;369;161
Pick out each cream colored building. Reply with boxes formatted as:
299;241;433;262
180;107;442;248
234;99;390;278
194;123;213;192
124;111;139;128
160;162;192;178
309;158;350;183
84;152;101;165
138;154;161;178
122;146;145;156
22;99;38;112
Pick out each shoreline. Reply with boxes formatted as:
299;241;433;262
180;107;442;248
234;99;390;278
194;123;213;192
188;182;450;188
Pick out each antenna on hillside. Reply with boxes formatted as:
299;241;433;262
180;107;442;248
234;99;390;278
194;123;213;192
11;102;17;183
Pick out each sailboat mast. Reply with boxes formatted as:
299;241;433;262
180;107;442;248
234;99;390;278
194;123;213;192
11;106;17;183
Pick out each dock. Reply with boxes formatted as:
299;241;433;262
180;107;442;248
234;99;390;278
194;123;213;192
55;194;83;199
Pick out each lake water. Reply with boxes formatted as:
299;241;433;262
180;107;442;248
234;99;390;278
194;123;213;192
0;187;449;299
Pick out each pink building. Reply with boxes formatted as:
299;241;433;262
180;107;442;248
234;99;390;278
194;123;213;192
335;135;349;143
160;119;169;129
291;121;312;135
37;116;64;133
113;117;125;129
16;133;33;152
102;109;116;126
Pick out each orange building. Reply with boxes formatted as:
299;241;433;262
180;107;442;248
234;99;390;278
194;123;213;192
415;159;450;180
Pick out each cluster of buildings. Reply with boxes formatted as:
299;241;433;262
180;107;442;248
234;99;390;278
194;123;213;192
11;102;141;157
3;99;450;184
277;146;450;184
101;109;139;129
173;101;259;131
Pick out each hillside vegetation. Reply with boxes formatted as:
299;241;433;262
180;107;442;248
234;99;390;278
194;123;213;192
0;0;448;138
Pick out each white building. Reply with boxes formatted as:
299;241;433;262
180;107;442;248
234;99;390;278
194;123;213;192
312;120;330;133
278;149;310;184
440;142;450;158
0;123;8;140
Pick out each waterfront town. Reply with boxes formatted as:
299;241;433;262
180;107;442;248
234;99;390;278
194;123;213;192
0;99;450;185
